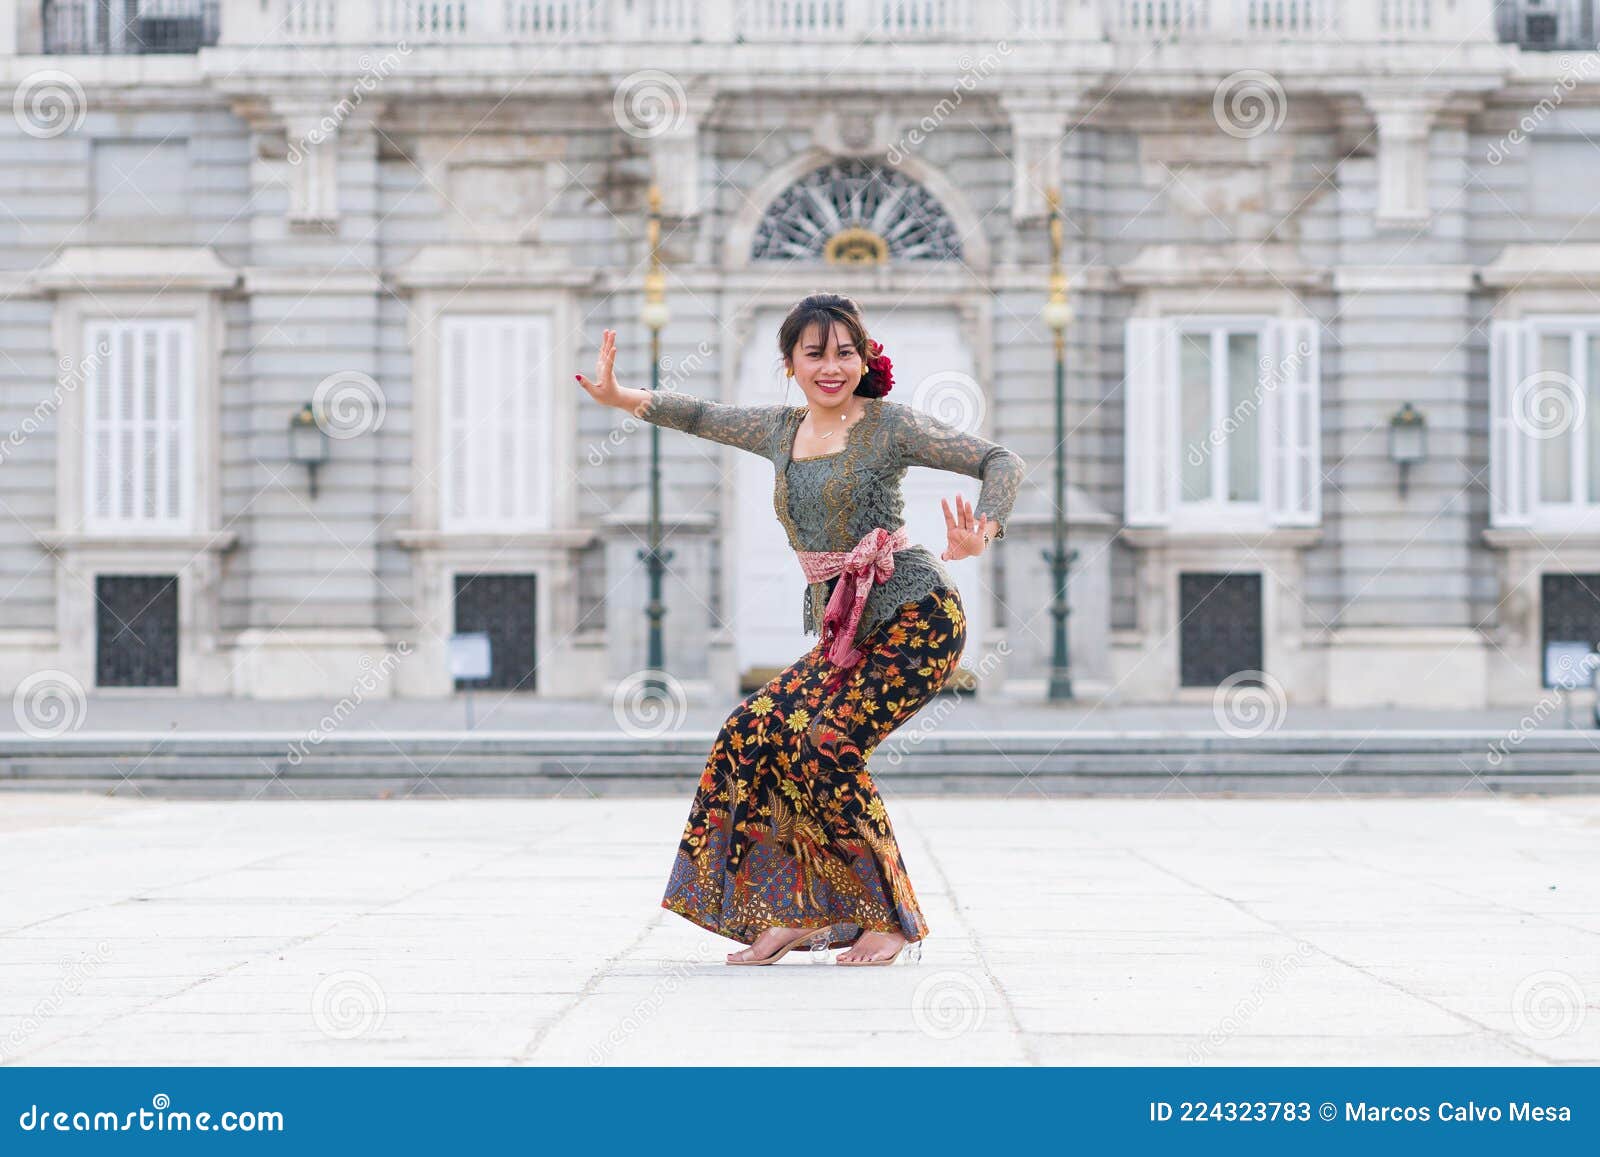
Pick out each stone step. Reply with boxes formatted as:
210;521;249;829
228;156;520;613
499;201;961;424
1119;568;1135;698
1;730;1594;796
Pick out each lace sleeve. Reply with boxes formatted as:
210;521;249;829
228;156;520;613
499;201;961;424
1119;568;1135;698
634;389;788;459
893;402;1026;540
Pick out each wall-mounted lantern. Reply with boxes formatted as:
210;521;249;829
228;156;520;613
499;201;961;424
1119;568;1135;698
289;402;330;499
1388;401;1427;499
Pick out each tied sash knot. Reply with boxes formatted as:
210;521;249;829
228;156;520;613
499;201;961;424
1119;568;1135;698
796;525;912;670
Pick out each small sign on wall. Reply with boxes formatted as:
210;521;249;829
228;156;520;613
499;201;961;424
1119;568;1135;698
449;632;492;682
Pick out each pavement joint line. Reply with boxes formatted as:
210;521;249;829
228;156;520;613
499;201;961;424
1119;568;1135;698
515;907;666;1065
1326;842;1600;947
2;832;556;1065
903;800;1035;1065
1124;838;1558;1066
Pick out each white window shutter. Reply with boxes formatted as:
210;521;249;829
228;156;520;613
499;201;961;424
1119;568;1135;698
83;319;192;531
441;315;551;531
1124;317;1173;526
1264;317;1321;526
1489;319;1533;527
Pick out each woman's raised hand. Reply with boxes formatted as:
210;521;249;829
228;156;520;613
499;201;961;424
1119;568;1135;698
575;328;627;409
939;494;993;562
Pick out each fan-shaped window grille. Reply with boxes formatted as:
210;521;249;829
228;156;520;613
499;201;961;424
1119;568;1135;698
750;160;963;263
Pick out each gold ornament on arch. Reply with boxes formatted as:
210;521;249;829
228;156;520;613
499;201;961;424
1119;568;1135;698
824;227;889;266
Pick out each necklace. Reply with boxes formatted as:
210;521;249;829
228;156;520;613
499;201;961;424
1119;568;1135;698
805;401;863;442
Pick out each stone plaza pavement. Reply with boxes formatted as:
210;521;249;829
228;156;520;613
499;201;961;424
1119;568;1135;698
2;790;1597;1066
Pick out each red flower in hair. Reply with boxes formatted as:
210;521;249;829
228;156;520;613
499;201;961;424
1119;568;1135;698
866;340;894;395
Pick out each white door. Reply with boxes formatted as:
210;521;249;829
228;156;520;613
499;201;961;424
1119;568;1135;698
733;306;989;674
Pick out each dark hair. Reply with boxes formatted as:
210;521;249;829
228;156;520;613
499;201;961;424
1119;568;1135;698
777;293;888;398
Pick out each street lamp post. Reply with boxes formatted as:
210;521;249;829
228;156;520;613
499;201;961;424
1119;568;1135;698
1041;188;1077;702
638;185;672;693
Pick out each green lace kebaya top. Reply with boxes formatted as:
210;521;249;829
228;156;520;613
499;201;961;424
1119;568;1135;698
635;389;1027;651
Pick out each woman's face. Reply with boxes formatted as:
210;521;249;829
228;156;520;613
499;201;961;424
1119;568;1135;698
786;320;864;410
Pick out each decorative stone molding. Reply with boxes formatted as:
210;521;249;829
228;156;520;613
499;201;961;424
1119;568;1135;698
413;131;571;244
30;246;238;294
1480;244;1600;289
1120;527;1324;551
1133;120;1301;237
35;531;238;552
640;83;716;219
1363;90;1449;230
1117;243;1328;292
812;107;896;158
1000;96;1070;224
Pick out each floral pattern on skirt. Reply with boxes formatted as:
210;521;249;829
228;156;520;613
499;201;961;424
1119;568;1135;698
662;585;966;948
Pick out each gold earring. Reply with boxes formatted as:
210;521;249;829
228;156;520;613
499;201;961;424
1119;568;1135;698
860;364;868;376
785;367;794;378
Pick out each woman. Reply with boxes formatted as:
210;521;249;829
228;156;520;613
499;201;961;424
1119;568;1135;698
575;293;1025;966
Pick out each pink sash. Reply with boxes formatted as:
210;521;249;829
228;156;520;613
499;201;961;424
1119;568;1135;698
796;525;912;669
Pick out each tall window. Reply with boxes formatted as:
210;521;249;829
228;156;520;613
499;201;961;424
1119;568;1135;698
439;314;552;532
82;318;195;532
1491;317;1600;528
1126;316;1320;529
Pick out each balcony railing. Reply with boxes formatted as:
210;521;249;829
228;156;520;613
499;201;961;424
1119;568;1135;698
1495;0;1598;50
21;0;1507;51
43;0;220;53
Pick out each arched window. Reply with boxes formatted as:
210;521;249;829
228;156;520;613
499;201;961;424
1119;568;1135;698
750;159;963;264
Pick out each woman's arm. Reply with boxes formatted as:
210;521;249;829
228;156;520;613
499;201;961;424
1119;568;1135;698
631;388;790;459
894;403;1026;540
576;329;787;458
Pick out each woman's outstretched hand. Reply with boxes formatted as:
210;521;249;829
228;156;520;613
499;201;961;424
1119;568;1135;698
576;328;653;414
939;494;994;562
574;328;624;406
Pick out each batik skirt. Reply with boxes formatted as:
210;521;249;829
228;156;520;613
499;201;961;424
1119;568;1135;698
661;584;966;948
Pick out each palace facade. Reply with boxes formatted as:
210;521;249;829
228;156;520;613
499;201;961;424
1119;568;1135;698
2;0;1599;709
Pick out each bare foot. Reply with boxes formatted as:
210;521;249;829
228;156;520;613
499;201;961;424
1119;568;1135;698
726;925;830;963
836;930;906;963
